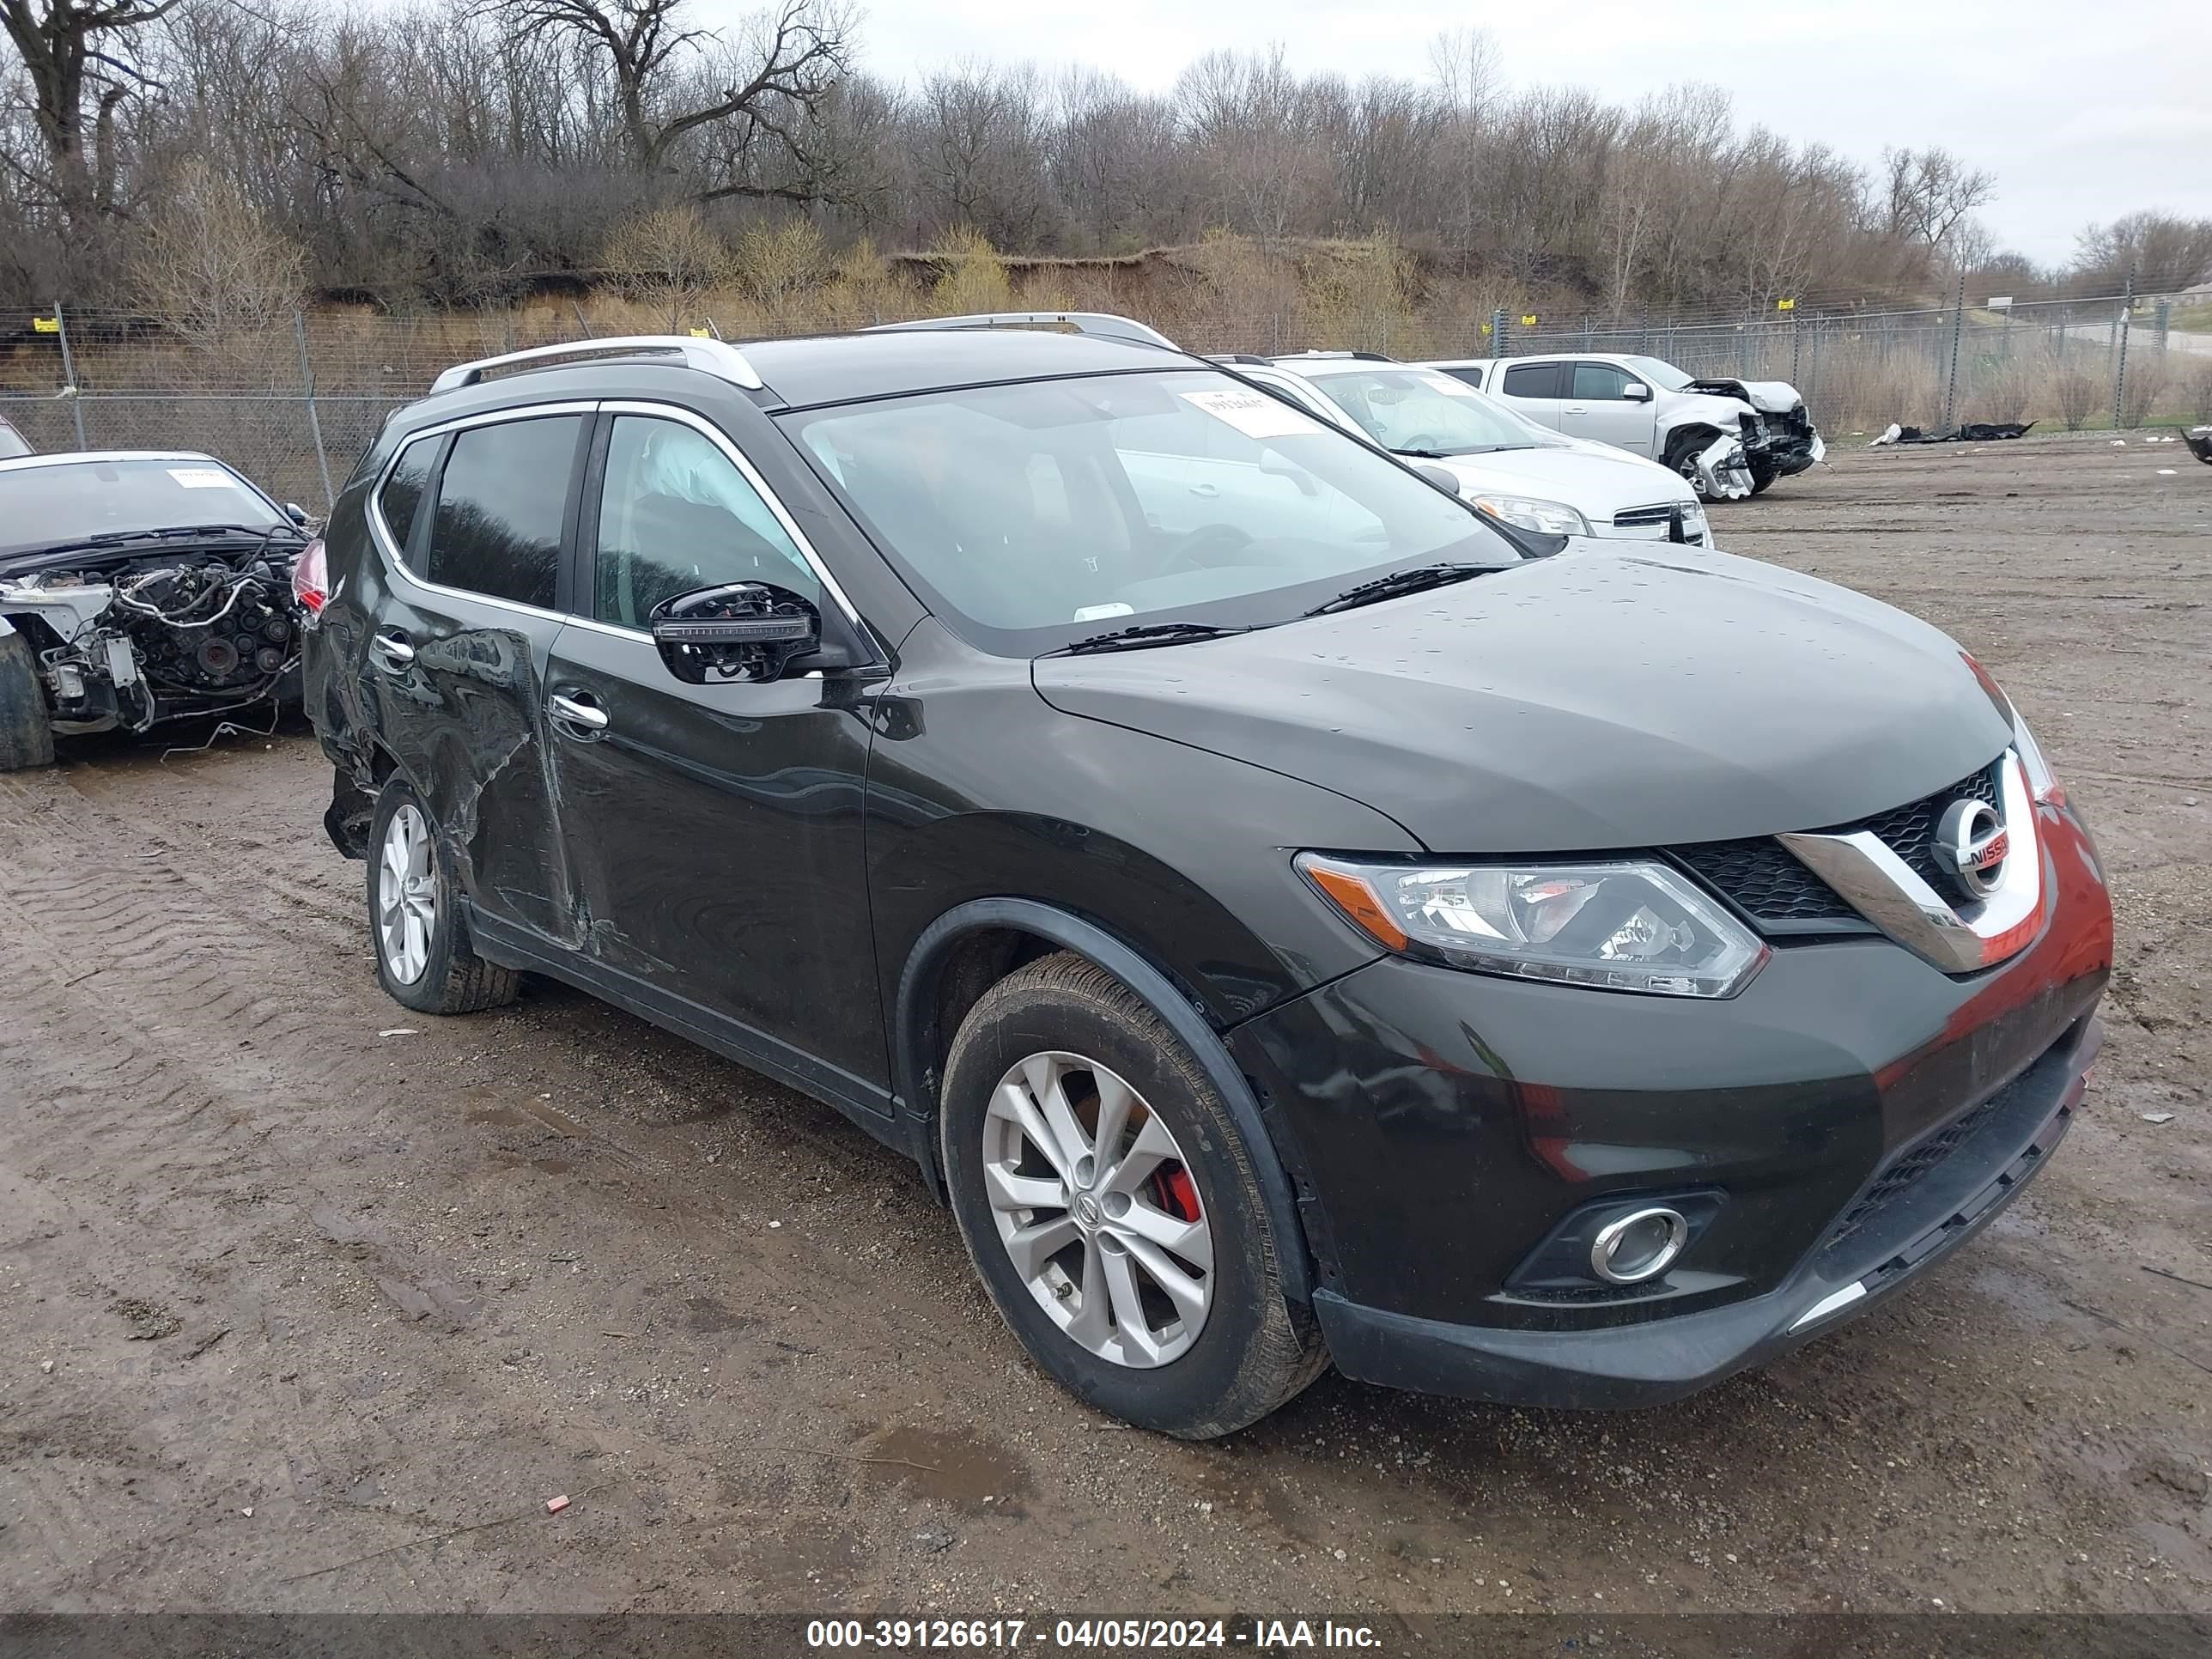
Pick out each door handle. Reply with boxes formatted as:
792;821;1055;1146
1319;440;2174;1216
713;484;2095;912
1564;405;1588;414
548;690;611;735
1188;483;1220;498
368;630;416;672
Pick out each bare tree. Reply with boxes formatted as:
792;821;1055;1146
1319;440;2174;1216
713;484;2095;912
2;0;183;221
1881;146;1995;253
494;0;849;198
603;200;728;328
131;156;307;357
1426;26;1498;249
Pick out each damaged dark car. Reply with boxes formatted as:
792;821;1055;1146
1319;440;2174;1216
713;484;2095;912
0;452;311;770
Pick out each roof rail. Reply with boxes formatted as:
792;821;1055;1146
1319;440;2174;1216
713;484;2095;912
864;312;1181;351
428;336;765;395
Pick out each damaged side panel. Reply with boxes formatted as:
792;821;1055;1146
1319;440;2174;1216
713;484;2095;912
368;583;579;946
541;621;890;1103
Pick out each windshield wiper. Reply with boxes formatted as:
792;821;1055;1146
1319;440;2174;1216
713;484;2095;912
1390;447;1451;459
1055;620;1255;655
1304;562;1491;616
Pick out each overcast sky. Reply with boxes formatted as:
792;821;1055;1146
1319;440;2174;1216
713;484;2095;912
811;0;2212;269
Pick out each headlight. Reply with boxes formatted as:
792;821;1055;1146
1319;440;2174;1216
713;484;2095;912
1679;501;1708;538
1470;495;1590;537
1297;854;1768;998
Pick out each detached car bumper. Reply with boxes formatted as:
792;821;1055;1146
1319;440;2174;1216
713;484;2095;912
1231;803;2112;1409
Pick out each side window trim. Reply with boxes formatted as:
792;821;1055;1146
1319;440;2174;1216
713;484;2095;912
362;399;600;623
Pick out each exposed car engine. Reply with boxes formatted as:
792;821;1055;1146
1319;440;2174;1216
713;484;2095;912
0;542;303;735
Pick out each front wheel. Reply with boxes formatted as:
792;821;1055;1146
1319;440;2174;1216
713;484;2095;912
366;778;518;1015
1664;430;1723;501
939;952;1327;1438
0;630;56;772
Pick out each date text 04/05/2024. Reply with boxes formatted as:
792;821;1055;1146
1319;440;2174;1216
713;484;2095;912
804;1618;1382;1649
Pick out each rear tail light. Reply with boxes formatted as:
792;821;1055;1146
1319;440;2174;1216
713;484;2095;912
292;536;328;617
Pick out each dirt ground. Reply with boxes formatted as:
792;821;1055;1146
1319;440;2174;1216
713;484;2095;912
2;434;2208;1620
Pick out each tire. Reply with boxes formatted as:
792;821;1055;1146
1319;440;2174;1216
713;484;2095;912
1663;429;1723;501
939;951;1328;1438
366;777;519;1015
0;629;57;772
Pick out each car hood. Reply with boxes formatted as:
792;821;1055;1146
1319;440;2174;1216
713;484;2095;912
1686;378;1806;416
1033;546;2013;853
1424;445;1693;520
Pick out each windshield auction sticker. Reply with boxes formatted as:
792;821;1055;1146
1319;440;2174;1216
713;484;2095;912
166;467;239;489
1421;373;1482;397
1180;389;1325;440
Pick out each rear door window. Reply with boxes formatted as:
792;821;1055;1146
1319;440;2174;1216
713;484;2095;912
424;416;585;609
1500;362;1566;399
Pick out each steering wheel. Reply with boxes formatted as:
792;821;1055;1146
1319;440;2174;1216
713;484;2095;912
1399;433;1449;453
1156;522;1257;577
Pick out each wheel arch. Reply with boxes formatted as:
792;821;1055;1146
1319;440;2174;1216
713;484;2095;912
894;896;1314;1307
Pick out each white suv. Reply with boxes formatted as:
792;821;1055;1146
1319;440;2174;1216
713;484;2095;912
1231;355;1711;544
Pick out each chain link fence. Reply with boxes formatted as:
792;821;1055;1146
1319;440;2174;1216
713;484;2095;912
4;290;2207;514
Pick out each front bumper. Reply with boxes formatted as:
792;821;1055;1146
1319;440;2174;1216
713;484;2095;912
1751;423;1823;477
1310;1017;2094;1407
1231;802;2112;1407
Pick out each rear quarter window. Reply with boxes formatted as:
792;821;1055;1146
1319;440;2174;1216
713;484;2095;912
375;436;437;556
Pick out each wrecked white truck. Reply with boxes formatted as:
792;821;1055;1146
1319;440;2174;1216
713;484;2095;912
0;452;310;770
1419;352;1825;500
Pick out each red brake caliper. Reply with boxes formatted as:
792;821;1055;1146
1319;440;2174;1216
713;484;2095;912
1153;1165;1201;1223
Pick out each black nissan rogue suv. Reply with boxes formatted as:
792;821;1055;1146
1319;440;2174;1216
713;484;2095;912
299;315;2112;1438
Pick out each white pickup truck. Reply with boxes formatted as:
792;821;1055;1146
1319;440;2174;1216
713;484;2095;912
1419;352;1824;500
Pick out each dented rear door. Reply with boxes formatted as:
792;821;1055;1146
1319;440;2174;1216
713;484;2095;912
369;409;593;945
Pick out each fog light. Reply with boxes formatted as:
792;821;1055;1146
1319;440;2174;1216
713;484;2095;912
1590;1207;1688;1284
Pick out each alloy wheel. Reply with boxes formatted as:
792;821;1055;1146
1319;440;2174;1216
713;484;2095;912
982;1050;1214;1368
377;804;435;985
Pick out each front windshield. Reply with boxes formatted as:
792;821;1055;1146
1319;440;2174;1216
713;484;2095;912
0;457;283;550
1620;356;1695;391
781;370;1516;652
1306;369;1562;455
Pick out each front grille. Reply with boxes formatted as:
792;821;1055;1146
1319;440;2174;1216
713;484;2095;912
1671;757;2006;929
1612;502;1687;527
1824;1094;2004;1252
1673;837;1853;921
1849;760;2002;893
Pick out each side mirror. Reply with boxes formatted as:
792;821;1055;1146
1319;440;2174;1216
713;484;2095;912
1413;464;1464;496
650;582;820;684
1621;382;1652;402
285;502;310;525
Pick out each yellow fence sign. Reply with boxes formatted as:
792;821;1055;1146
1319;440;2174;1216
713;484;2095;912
1776;297;1796;312
1520;314;1538;327
32;316;58;334
688;327;712;339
